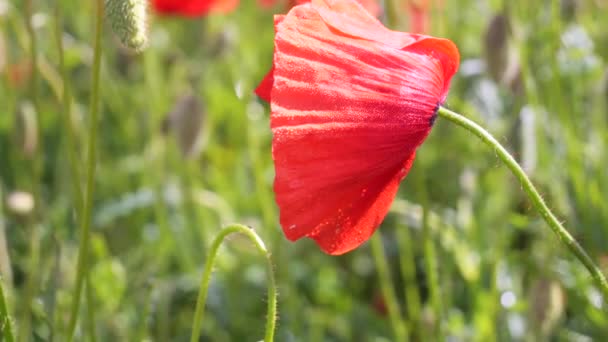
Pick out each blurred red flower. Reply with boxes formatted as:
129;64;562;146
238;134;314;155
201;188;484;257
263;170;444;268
152;0;238;16
256;0;459;255
407;0;432;33
4;60;32;89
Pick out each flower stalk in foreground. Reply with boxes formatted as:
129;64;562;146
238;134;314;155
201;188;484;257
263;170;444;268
190;224;277;342
437;106;608;302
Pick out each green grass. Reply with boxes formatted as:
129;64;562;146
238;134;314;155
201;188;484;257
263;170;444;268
1;0;607;340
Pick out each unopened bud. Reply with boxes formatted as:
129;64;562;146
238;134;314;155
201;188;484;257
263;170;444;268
106;0;148;52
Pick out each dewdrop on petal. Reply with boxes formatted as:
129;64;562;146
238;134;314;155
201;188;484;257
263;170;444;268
106;0;148;52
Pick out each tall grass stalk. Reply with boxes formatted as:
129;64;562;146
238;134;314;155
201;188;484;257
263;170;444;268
54;0;82;208
411;168;445;339
421;202;444;338
24;0;38;115
66;0;104;339
20;1;44;340
395;224;422;332
141;51;180;270
0;273;13;342
55;2;98;334
370;234;408;342
0;186;14;342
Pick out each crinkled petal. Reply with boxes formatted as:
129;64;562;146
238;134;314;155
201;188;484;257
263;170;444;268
308;153;416;254
311;0;412;47
311;0;459;94
404;38;459;99
269;3;454;254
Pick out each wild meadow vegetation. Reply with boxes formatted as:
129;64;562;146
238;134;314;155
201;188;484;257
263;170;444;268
0;0;607;340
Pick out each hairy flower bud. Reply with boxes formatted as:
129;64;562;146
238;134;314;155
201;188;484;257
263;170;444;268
106;0;148;52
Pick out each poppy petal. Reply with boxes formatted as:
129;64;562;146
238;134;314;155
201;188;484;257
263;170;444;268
404;38;459;99
255;67;274;102
308;152;417;254
152;0;214;16
268;2;454;254
312;0;459;87
152;0;238;16
311;0;413;47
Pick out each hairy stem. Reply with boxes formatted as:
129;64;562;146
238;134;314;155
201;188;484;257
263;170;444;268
190;224;277;342
437;106;608;302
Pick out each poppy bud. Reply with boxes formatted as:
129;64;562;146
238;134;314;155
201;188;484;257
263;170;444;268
484;14;509;83
0;30;5;73
162;94;205;158
560;0;579;22
528;278;565;338
16;101;38;158
106;0;148;52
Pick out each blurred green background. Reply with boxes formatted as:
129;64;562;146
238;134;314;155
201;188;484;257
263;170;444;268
1;0;608;340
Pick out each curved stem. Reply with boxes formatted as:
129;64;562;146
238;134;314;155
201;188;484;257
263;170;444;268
67;0;104;340
190;224;277;342
437;106;608;301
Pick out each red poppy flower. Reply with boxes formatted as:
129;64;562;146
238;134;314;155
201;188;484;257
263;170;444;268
152;0;237;17
4;60;32;89
407;0;432;33
256;0;459;255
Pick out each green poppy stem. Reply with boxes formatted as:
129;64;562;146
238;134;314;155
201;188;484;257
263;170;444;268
190;224;277;342
66;0;104;340
437;106;608;302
